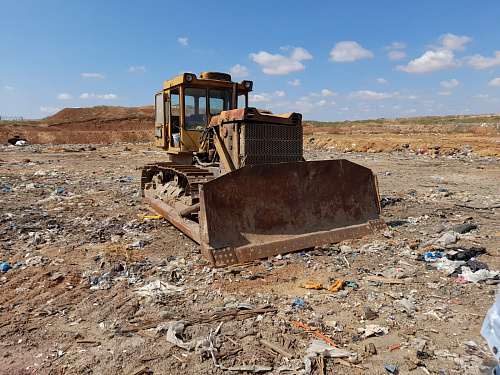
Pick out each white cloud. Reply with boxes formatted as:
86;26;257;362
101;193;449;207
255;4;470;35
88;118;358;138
376;78;389;84
321;89;338;97
82;73;106;78
287;78;301;86
382;42;407;50
488;77;500;87
341;107;349;111
250;47;312;75
178;37;188;46
440;78;459;88
57;93;73;100
437;91;453;96
383;42;406;60
387;50;406;60
393;105;402;110
249;91;286;103
396;50;458;74
347;90;400;100
473;94;498;103
309;89;338;98
230;64;249;78
292;95;336;113
466;51;500;69
407;95;419;99
436;33;472;51
403;109;417;115
4;86;13;90
329;41;374;62
40;107;60;113
128;66;145;72
80;93;119;100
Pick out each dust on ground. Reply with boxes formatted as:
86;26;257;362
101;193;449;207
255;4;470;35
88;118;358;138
0;140;499;375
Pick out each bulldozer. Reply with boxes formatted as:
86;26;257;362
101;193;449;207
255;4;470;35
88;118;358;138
141;71;386;267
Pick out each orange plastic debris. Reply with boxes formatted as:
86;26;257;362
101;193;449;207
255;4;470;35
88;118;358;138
302;282;323;289
291;321;338;347
389;344;402;351
408;242;420;249
327;278;345;293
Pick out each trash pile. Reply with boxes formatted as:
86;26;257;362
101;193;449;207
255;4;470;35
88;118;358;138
1;142;500;374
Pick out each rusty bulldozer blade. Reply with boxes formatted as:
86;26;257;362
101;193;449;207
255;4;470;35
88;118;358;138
199;159;386;267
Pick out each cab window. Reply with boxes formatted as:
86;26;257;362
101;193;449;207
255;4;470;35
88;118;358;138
184;87;206;130
170;90;180;133
209;89;231;115
155;93;164;124
238;93;247;109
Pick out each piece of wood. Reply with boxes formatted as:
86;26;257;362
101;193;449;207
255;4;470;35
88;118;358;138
260;339;295;358
215;347;243;359
121;322;159;334
76;340;101;346
364;276;404;284
318;356;325;375
338;358;364;369
128;365;149;375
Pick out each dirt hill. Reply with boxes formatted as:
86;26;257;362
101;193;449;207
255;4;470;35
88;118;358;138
1;106;499;156
0;106;155;145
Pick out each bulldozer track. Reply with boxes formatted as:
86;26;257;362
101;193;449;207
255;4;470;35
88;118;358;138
141;162;215;194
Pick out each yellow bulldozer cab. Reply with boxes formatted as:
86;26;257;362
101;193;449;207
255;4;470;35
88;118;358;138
154;72;252;155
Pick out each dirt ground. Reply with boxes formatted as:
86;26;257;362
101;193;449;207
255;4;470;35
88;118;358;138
0;139;499;375
0;107;500;374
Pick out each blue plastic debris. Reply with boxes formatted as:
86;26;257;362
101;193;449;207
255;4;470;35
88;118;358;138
57;189;67;194
345;281;358;289
384;365;398;373
1;262;10;273
425;252;443;260
291;298;306;307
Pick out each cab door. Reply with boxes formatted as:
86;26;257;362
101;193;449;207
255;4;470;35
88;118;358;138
154;92;168;148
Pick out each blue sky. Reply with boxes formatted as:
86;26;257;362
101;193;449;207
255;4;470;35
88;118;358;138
1;0;500;121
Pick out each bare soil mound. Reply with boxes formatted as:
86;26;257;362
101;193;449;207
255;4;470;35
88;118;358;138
0;106;154;145
1;107;499;156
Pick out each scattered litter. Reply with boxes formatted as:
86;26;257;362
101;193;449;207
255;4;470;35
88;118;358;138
302;282;322;289
364;324;388;338
327;279;344;292
384;364;398;373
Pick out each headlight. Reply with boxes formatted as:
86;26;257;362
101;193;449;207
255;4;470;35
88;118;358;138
243;81;252;89
185;74;193;82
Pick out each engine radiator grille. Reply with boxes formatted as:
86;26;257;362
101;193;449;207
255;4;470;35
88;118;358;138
241;123;303;166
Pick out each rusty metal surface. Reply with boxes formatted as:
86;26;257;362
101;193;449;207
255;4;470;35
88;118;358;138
199;159;384;266
204;219;386;267
209;107;301;127
147;195;201;244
